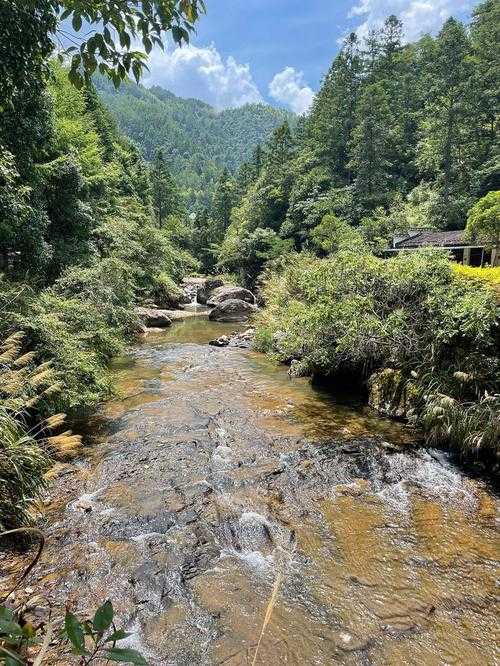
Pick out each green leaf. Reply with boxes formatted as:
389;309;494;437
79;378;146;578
0;646;24;665
92;600;113;633
83;620;95;637
172;26;183;44
4;655;22;666
104;629;132;643
105;629;132;643
64;611;86;654
132;61;142;83
72;13;82;32
103;26;114;47
0;619;23;635
0;607;14;622
105;647;148;664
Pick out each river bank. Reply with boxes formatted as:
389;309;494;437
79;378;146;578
2;316;498;665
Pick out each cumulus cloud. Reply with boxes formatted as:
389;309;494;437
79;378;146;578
348;0;473;42
142;43;263;109
268;67;315;115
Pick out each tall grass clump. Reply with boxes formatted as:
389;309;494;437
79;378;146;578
422;393;500;461
0;332;81;529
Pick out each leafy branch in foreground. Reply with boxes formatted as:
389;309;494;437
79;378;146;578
2;0;205;99
63;600;147;665
0;598;147;665
57;0;206;90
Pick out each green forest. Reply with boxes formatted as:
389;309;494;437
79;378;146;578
0;2;499;663
96;76;294;209
215;5;499;282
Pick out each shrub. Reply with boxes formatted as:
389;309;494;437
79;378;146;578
152;271;185;308
257;249;495;375
256;248;499;460
16;292;120;411
452;264;500;299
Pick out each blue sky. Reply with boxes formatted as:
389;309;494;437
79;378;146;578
141;0;478;111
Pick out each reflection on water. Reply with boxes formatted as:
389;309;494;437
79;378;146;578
28;315;498;666
143;315;241;345
109;317;414;444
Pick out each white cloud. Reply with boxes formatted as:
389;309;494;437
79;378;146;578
268;67;315;115
348;0;473;42
142;43;263;109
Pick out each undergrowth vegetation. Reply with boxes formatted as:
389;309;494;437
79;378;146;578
0;333;81;530
0;63;195;413
0;62;197;527
256;247;499;463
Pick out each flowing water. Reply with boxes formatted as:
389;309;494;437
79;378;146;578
23;316;499;665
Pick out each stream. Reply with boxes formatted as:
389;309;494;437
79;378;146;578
20;315;500;665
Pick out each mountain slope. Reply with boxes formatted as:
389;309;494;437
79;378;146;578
94;76;295;208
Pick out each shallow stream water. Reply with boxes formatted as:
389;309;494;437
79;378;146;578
20;316;500;664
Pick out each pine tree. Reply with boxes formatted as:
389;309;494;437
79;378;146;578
306;33;362;184
192;207;216;272
252;144;263;179
348;82;397;214
150;149;182;227
264;121;295;168
417;18;475;226
211;169;236;243
380;15;403;65
469;0;500;194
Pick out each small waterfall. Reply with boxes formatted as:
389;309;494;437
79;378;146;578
193;287;199;312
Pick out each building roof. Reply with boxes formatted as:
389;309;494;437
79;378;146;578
394;229;472;249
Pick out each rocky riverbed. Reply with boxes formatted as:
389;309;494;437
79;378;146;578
3;317;498;665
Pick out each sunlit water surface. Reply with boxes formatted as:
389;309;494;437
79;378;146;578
19;316;500;665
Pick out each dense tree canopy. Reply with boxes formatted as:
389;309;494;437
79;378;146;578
215;3;499;285
95;76;294;209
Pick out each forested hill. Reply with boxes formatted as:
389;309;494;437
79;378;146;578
94;75;294;208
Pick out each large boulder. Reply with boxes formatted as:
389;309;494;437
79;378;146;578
197;278;224;304
135;307;172;328
209;299;256;323
207;286;255;307
367;368;417;421
159;291;191;310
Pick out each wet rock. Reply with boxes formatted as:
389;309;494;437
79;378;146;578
135;306;172;328
334;482;366;497
333;631;373;653
209;335;230;347
367;368;417;420
74;498;93;513
380;440;402;452
182;281;199;303
209;299;256;323
228;328;254;349
207;286;255;306
179;509;198;525
209;328;255;349
156;288;191;310
196;278;224;304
